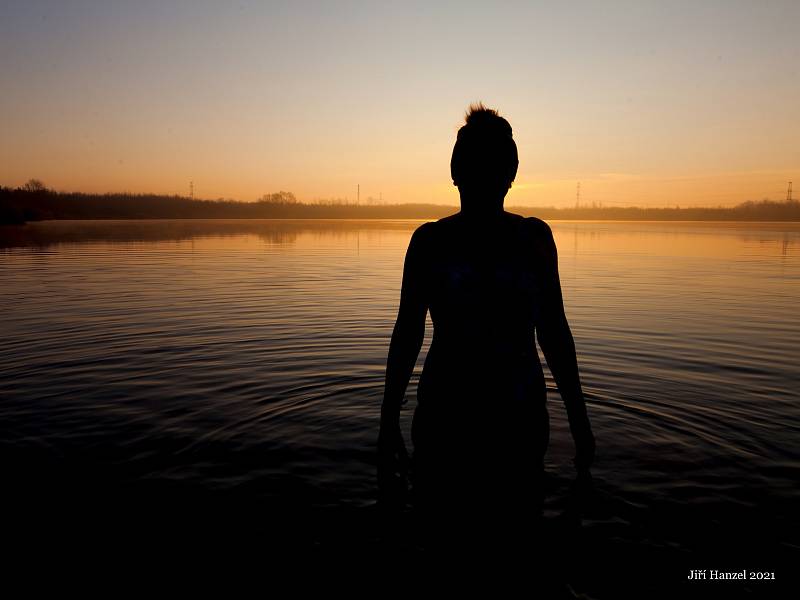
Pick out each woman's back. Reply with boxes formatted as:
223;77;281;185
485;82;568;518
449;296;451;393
409;211;551;529
420;211;547;368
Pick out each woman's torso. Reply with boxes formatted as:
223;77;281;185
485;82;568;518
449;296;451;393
411;212;549;454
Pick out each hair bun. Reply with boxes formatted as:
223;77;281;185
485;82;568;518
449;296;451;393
463;102;513;138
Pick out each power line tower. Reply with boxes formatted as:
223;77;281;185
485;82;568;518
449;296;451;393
576;182;581;209
189;181;194;200
787;181;793;202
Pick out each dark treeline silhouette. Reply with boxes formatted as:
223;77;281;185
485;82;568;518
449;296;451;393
537;199;800;221
0;185;456;223
2;182;799;224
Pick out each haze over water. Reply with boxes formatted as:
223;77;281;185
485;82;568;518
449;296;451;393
2;219;798;583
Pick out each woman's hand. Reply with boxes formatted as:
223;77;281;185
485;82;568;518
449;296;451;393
572;424;596;474
376;423;409;507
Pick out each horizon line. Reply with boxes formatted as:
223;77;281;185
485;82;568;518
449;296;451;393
3;183;796;211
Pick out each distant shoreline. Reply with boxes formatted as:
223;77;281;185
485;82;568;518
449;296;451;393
8;217;800;225
3;186;799;223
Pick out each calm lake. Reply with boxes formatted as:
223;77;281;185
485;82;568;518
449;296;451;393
1;218;798;592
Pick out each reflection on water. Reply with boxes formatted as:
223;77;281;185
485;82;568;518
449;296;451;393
0;218;427;249
1;219;798;592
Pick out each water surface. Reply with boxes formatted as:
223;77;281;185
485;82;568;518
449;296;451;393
1;219;798;592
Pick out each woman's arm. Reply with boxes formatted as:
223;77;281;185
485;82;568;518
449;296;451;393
533;221;596;472
377;225;430;483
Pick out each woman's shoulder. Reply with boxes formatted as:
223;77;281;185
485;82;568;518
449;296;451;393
410;220;438;242
411;215;455;241
500;212;554;240
406;220;440;256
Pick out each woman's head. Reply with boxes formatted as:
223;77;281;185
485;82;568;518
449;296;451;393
450;103;519;204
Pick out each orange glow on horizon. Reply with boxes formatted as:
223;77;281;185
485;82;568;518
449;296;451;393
1;3;797;208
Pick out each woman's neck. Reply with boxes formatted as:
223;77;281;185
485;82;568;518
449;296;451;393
457;188;507;218
458;203;506;221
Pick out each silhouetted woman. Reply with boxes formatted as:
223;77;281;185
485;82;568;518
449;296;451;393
377;104;595;553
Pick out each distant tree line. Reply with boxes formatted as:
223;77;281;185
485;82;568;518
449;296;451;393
259;191;297;204
515;199;800;222
0;181;456;223
2;180;799;223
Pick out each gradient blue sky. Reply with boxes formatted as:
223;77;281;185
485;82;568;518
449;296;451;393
2;0;798;206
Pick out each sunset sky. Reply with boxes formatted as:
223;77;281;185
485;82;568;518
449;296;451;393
2;1;798;207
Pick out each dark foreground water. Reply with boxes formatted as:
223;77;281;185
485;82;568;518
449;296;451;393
1;219;798;595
